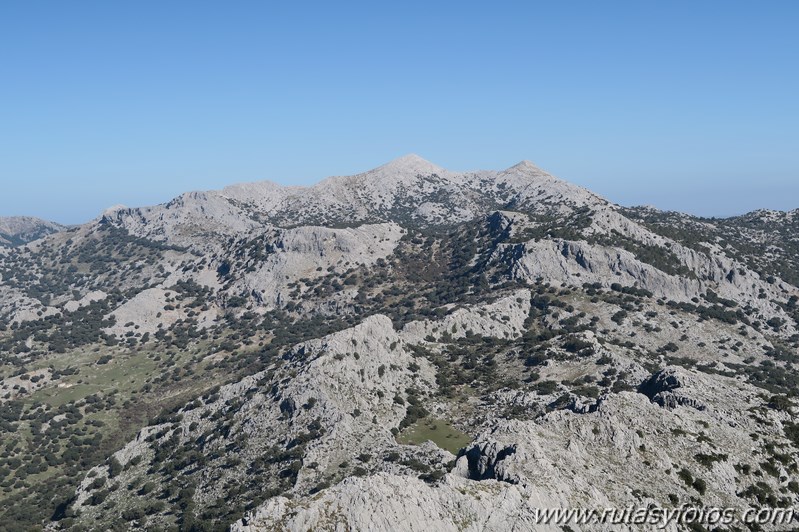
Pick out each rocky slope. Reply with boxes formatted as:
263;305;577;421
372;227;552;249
0;216;64;246
0;156;798;531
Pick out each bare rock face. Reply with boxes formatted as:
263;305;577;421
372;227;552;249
457;440;520;483
501;227;795;331
99;191;265;250
400;289;531;344
231;222;405;311
231;473;540;532
638;367;706;411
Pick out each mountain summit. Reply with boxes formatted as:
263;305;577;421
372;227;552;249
374;153;448;176
99;156;605;245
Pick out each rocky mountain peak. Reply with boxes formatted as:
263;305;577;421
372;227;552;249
375;153;446;176
506;159;546;174
318;153;453;192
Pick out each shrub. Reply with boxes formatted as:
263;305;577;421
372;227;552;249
677;468;693;486
535;380;558;395
692;478;707;495
611;310;628;325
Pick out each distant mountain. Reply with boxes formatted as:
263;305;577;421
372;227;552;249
100;154;605;249
0;216;64;246
0;157;798;531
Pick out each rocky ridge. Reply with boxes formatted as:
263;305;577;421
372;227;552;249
0;156;798;531
0;216;64;246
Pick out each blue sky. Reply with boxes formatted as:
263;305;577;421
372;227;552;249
1;1;797;224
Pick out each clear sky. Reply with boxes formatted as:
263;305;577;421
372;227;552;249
1;1;797;224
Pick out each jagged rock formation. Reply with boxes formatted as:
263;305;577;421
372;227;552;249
0;156;798;531
638;367;706;410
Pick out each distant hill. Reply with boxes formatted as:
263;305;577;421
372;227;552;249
0;216;65;246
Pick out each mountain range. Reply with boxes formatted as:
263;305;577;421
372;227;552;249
1;156;798;531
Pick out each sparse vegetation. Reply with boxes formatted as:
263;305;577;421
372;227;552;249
0;162;797;531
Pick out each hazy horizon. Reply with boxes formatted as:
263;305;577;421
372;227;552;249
1;1;797;224
2;155;796;226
